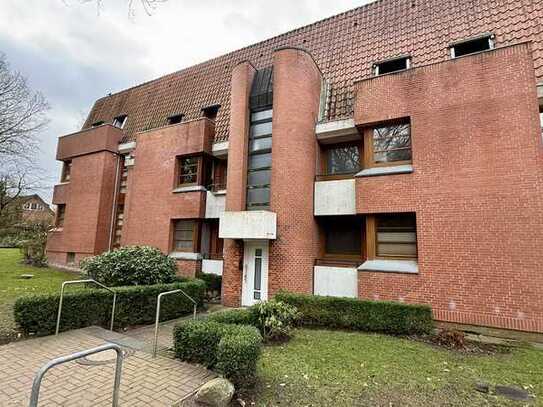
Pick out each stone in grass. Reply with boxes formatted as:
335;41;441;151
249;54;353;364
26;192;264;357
19;274;34;279
474;382;490;393
494;385;533;401
195;378;235;407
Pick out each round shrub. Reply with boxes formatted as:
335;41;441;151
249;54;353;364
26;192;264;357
80;246;177;287
249;299;300;342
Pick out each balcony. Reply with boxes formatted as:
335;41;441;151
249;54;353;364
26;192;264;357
57;124;123;161
205;188;226;219
219;211;276;240
314;178;356;216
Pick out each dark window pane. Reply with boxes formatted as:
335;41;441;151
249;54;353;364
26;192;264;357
376;57;409;75
250;121;272;138
249;153;271;170
254;257;262;290
248;169;271;187
327;145;360;174
324;218;362;255
453;37;491;57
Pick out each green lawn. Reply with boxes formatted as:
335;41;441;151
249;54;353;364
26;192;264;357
0;248;81;342
249;329;543;406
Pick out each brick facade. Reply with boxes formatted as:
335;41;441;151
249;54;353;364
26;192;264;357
47;1;543;333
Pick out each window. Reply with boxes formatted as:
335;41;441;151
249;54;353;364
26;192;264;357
322;217;363;258
202;105;220;121
91;121;104;127
539;107;543;137
173;220;197;252
56;204;66;228
61;161;72;182
30;203;37;210
365;122;412;167
23;203;30;210
168;114;184;125
450;34;494;58
247;109;273;210
374;56;410;76
324;143;361;176
66;252;75;265
112;115;128;129
178;156;199;186
375;214;417;259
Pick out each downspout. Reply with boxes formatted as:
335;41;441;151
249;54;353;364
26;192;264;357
108;154;122;251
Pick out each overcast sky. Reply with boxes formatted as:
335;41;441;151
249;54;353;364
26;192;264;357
0;0;368;204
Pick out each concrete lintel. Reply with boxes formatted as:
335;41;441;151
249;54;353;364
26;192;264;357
316;119;359;144
118;141;136;154
212;141;229;157
169;252;202;261
358;259;419;274
356;164;413;178
172;185;206;193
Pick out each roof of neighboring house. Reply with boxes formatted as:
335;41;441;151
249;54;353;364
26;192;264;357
16;194;54;214
83;0;543;144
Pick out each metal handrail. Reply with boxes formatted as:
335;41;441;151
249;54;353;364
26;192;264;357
153;289;197;357
29;343;124;407
56;279;117;336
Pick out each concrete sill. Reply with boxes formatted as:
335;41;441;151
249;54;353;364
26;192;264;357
172;185;206;194
355;164;413;178
358;259;418;274
169;252;202;261
212;189;227;195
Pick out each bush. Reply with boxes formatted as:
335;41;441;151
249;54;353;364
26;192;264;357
249;300;300;341
80;246;177;287
207;308;254;326
14;279;206;336
197;272;222;301
275;291;434;335
173;320;262;387
0;235;22;248
18;220;51;267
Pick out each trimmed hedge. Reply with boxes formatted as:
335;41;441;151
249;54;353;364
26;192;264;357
173;320;262;387
206;308;254;326
275;291;434;335
14;279;206;336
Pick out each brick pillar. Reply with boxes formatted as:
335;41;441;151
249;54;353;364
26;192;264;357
222;61;256;307
268;47;322;296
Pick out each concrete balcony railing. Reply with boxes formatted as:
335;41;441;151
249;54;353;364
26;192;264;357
314;178;356;216
205;190;226;219
201;258;223;275
219;211;276;240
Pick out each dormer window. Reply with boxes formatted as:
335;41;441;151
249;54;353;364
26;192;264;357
373;56;411;76
112;115;128;129
202;105;220;121
450;34;494;58
168;114;184;125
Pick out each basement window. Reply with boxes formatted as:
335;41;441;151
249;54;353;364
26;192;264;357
450;34;494;58
202;105;220;121
373;56;410;76
66;252;75;265
168;114;184;125
112;115;128;129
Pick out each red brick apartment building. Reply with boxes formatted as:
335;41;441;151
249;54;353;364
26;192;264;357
47;0;543;334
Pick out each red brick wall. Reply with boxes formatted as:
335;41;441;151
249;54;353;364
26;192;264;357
222;62;256;307
47;150;119;263
56;125;122;160
268;48;322;296
121;119;212;254
175;259;200;278
354;44;543;332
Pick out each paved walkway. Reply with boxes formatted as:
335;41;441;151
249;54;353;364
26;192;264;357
0;324;215;406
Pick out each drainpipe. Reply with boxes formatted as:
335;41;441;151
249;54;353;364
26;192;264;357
108;153;122;251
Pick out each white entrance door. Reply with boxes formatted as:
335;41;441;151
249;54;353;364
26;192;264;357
242;240;269;306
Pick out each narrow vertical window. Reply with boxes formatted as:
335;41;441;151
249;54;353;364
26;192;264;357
247;109;272;210
254;248;262;300
56;204;66;228
61;161;72;182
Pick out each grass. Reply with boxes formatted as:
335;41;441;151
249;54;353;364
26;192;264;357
0;248;81;342
248;328;543;406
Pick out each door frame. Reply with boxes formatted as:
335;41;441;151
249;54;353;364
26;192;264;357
241;240;269;306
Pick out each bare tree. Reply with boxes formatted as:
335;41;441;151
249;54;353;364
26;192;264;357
71;0;169;17
0;53;49;162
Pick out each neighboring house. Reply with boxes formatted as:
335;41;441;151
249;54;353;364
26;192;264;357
15;195;54;223
46;0;543;334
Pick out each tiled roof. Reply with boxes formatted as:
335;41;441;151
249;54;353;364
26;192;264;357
83;0;543;143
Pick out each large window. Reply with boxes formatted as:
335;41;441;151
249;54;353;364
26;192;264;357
322;217;363;258
247;109;272;210
366;122;412;166
375;214;417;259
173;220;197;252
324;143;361;176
